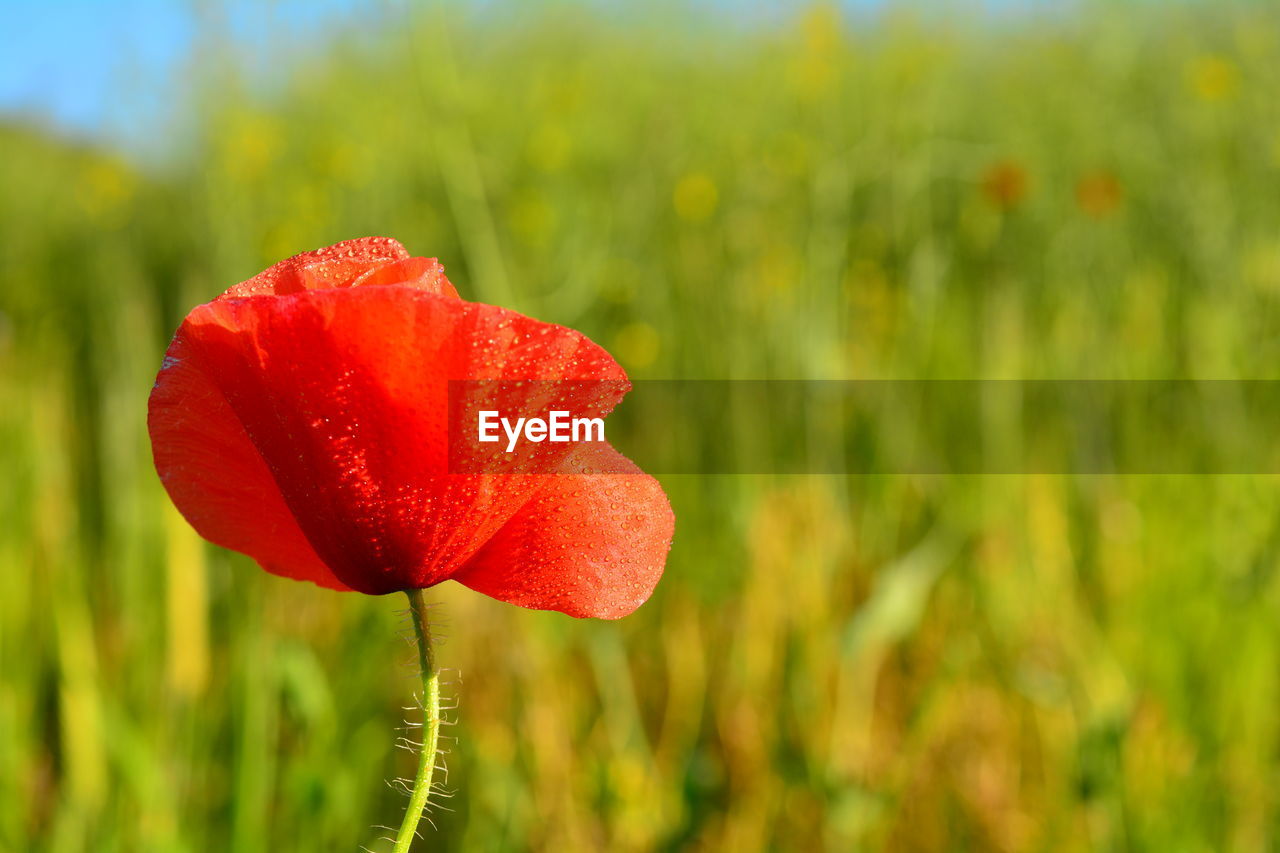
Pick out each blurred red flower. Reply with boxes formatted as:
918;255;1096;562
1075;171;1123;218
980;160;1029;210
148;237;673;618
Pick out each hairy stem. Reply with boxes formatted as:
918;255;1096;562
393;588;441;853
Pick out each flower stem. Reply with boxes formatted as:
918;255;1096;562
393;588;441;853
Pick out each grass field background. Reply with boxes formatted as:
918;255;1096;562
4;2;1280;850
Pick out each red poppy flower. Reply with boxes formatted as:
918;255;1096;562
149;237;673;618
980;160;1030;210
1075;170;1123;219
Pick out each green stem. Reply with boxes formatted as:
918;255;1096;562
393;588;441;853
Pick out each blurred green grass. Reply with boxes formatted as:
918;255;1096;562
3;2;1280;850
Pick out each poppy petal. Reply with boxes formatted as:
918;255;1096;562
148;334;350;590
453;444;673;619
221;236;412;299
349;256;459;298
170;285;628;595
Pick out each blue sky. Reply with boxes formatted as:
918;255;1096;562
2;0;191;140
0;0;1062;151
0;0;369;149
